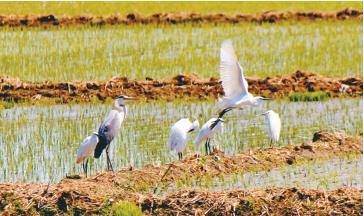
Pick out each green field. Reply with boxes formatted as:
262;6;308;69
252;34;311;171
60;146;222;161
0;2;361;15
0;98;361;182
0;21;362;81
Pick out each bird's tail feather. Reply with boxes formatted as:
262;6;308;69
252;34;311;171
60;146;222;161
94;142;105;158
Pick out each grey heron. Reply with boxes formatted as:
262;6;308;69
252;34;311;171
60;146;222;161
76;132;99;177
94;95;135;171
169;118;199;160
218;39;271;110
259;110;281;146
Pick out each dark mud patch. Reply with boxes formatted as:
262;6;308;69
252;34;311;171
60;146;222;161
0;131;362;214
0;71;362;105
0;8;362;27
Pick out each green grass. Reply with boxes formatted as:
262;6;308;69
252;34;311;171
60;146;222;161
108;201;143;216
0;2;361;15
0;21;362;81
288;91;331;102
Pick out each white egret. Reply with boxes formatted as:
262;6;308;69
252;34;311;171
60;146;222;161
94;95;135;171
218;39;271;109
169;118;199;160
194;108;232;155
260;110;281;145
75;132;99;177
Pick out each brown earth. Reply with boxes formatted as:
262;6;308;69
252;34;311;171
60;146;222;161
0;8;362;27
0;71;362;104
0;131;362;215
143;187;362;215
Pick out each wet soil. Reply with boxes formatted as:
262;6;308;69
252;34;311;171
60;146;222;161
0;8;362;27
0;71;362;104
0;131;362;215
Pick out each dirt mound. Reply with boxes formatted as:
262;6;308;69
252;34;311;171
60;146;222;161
0;132;361;214
0;8;362;27
141;187;362;215
0;71;362;104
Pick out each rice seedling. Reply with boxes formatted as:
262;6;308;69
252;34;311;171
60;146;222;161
168;156;362;193
0;2;361;15
288;91;331;102
0;21;361;81
0;98;361;183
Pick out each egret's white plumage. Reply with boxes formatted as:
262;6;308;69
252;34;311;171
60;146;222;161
194;118;224;152
76;133;99;164
262;110;281;143
218;39;271;109
169;118;199;159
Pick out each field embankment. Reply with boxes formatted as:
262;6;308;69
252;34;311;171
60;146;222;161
143;187;362;215
0;8;362;27
0;131;362;214
0;71;362;104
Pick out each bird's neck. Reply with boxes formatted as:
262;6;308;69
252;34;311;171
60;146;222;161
114;101;127;113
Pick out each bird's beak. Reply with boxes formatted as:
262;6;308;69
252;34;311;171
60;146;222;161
256;112;268;117
188;128;194;133
262;97;272;100
125;96;136;100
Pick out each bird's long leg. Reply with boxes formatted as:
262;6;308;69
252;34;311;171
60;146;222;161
205;140;209;155
207;139;211;155
82;161;86;176
85;159;89;177
106;145;114;171
178;152;182;160
269;139;273;147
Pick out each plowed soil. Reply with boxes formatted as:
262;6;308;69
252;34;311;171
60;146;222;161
0;8;362;27
0;131;362;215
0;71;362;104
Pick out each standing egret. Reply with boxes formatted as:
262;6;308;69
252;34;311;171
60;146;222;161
169;118;199;160
75;132;99;177
94;95;135;171
218;39;271;109
259;110;281;145
194;108;232;155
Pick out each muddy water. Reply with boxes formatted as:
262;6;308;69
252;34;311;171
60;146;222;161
0;98;362;182
163;156;363;194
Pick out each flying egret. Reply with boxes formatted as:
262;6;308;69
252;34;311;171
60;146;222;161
75;132;99;177
94;95;135;171
259;110;281;145
169;118;199;160
218;39;271;109
194;108;232;155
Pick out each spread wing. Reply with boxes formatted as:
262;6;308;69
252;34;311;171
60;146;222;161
220;39;249;99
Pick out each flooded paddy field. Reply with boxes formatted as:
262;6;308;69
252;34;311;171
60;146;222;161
0;98;361;183
0;2;362;215
0;21;362;81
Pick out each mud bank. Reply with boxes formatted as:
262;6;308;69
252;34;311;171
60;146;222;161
0;131;362;214
0;71;362;104
141;187;362;215
0;8;362;27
